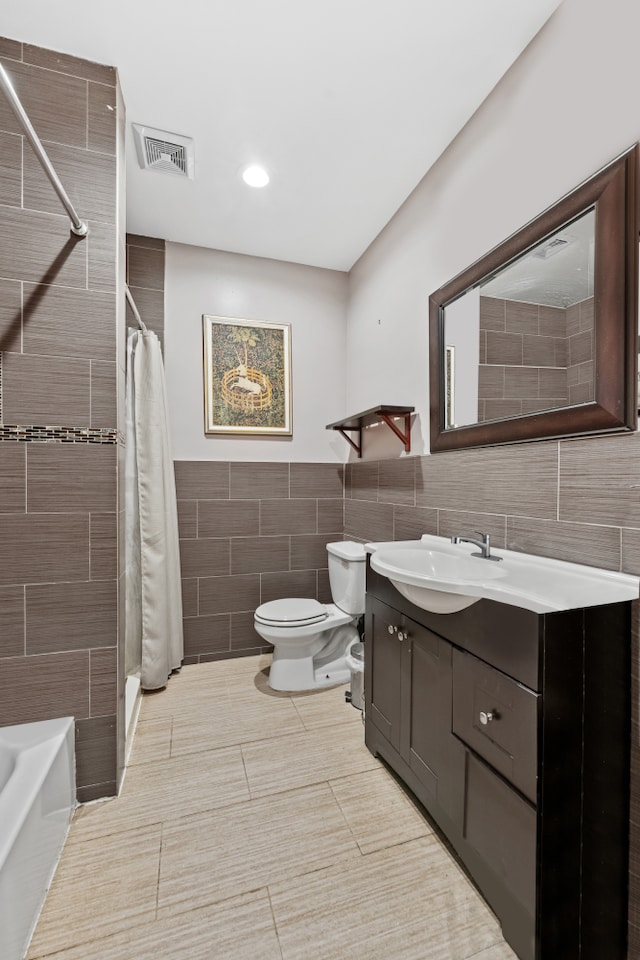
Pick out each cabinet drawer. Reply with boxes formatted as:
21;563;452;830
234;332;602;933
452;648;539;803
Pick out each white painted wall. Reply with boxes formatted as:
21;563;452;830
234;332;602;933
346;0;640;458
165;243;348;461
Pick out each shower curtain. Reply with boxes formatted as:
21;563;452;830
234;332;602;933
125;328;184;690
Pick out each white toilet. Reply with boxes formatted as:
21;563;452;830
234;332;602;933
254;541;366;691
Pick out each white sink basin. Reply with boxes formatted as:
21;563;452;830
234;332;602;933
371;546;506;612
368;535;640;615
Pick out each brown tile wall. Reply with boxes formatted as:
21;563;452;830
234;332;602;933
0;37;121;800
344;432;640;952
174;460;344;662
126;234;165;347
566;297;595;405
478;296;594;421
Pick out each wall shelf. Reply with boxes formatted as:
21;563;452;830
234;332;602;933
326;405;414;457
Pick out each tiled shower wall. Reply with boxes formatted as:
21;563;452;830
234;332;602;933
125;234;165;346
342;435;640;954
174;460;344;662
0;37;122;801
477;295;594;422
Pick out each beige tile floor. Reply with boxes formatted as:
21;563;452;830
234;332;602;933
28;655;517;960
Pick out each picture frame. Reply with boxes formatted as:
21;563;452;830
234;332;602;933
444;344;455;429
203;315;292;435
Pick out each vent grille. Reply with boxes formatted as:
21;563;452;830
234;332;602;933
144;137;188;175
532;236;573;259
132;124;194;179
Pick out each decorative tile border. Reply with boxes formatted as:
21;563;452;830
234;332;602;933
0;353;122;444
0;424;118;444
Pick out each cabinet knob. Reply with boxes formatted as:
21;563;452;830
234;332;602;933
387;624;398;635
479;711;495;725
397;630;409;642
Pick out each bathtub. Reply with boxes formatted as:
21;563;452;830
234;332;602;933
0;717;75;960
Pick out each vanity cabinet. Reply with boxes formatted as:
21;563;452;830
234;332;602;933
365;564;631;960
368;598;452;807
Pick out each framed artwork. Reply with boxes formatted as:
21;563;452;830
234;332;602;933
203;315;292;435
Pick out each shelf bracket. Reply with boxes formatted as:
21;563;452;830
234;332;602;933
326;405;414;458
337;426;362;457
378;412;412;453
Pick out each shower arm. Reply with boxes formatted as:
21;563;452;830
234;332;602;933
0;60;89;238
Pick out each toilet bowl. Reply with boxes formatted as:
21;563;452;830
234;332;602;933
254;541;366;692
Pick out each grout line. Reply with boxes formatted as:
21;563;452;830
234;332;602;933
84;79;89;150
619;527;624;573
327;777;365;855
556;440;561;522
239;742;253;800
154;821;164;920
168;717;174;759
20;132;24;210
23;441;28;511
265;886;286;960
289;695;308;732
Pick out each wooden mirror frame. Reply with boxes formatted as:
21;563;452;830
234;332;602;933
429;146;639;453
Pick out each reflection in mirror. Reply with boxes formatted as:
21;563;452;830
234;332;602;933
444;208;595;428
430;145;639;453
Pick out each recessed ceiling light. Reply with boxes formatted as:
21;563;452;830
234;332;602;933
242;164;270;188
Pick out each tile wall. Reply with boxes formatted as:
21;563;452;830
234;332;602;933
478;295;594;421
0;37;122;801
125;234;165;346
343;435;640;953
174;460;344;662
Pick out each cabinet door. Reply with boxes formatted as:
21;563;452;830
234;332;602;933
401;615;452;804
367;597;403;752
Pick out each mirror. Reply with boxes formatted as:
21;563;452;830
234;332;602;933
429;146;639;452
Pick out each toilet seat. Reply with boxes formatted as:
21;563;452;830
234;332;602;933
254;597;329;628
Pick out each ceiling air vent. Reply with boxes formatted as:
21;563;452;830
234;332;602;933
132;124;195;179
532;235;573;259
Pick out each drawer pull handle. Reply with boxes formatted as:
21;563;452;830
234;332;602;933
479;710;496;725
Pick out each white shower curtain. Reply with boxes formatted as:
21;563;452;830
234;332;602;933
125;329;184;690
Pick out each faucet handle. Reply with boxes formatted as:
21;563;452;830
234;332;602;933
473;530;489;544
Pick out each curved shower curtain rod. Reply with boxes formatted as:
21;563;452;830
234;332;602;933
0;61;148;333
0;60;89;237
125;285;148;332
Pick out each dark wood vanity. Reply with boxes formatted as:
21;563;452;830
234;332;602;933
364;561;631;960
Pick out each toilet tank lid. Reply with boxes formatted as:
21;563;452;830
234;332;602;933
326;541;366;561
255;598;328;625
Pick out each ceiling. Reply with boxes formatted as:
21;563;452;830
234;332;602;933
482;208;595;308
2;0;562;271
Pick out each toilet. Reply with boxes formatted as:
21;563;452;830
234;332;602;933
254;541;366;691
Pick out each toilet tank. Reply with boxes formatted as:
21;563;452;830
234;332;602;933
326;541;366;615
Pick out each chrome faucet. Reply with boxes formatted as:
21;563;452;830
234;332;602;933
451;531;502;562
